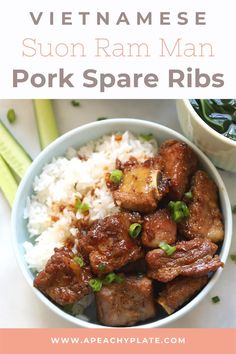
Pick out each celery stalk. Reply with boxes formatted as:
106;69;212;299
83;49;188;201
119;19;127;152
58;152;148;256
33;99;59;149
0;155;18;207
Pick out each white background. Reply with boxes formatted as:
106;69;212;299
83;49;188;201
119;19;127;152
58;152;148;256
0;99;235;328
0;0;235;98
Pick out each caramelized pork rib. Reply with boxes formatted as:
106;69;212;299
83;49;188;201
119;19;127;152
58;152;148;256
82;212;144;275
159;140;198;200
179;170;224;243
34;247;92;306
157;276;208;314
146;238;223;282
113;157;169;213
142;209;177;248
96;276;156;326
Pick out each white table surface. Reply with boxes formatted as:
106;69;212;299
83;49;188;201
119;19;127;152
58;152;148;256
0;99;235;328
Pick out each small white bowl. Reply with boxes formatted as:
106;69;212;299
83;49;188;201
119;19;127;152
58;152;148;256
176;99;236;173
11;118;232;328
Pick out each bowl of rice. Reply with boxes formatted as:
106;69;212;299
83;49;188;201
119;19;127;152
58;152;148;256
11;118;232;328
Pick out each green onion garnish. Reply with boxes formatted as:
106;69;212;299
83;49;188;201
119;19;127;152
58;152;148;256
89;273;124;292
159;241;176;256
211;296;220;304
73;256;84;267
114;274;125;284
168;201;190;223
103;272;116;284
79;203;90;212
75;198;90;212
89;278;103;292
128;223;142;239
71;100;80;107
75;198;82;209
103;272;124;285
230;255;236;262
97;117;107;121
232;205;236;214
98;263;106;272
109;169;123;184
139;133;153;141
184;191;193;200
7;109;16;124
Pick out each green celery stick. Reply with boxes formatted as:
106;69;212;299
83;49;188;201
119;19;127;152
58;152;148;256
0;120;32;179
33;99;59;149
0;155;18;207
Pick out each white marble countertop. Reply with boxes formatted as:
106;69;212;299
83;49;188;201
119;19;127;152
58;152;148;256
0;99;235;328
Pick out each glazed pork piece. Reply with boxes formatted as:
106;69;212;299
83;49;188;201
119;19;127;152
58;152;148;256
146;238;223;282
179;170;224;243
157;276;208;314
34;247;92;306
142;209;177;248
82;212;144;275
96;276;156;326
159;140;198;200
113;157;169;213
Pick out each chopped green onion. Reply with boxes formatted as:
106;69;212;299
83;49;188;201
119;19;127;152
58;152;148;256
98;263;106;272
168;201;190;222
79;203;90;212
182;204;190;217
89;273;124;292
173;210;184;223
75;198;82;209
97;117;107;121
73;256;84;267
230;255;236;262
110;169;123;184
184;191;193;199
7;109;16;124
71;100;80;107
211;296;220;304
232;205;236;214
179;202;189;216
114;274;125;284
139;133;153;141
89;278;103;292
103;272;124;285
159;241;176;256
128;223;142;239
75;198;90;212
103;272;116;284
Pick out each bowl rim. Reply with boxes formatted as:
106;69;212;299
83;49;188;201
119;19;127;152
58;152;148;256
11;118;232;328
181;99;236;147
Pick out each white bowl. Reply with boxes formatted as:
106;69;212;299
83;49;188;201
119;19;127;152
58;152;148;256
176;99;236;173
11;118;232;328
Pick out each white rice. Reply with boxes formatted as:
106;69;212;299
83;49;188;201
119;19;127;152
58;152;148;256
24;131;158;272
